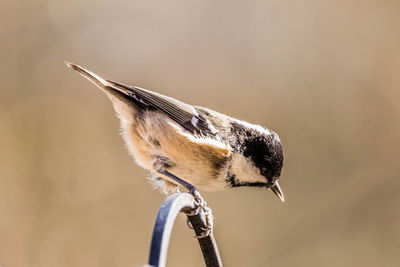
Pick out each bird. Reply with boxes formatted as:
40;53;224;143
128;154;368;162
66;62;284;236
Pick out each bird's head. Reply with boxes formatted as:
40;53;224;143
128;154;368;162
229;123;284;201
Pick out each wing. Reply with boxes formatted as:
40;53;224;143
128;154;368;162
66;62;215;136
106;80;215;136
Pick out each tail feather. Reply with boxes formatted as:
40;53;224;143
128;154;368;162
65;61;138;121
64;62;115;91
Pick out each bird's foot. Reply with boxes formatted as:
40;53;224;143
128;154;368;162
157;170;213;238
185;190;213;239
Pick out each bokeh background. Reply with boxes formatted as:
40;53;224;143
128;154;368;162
1;0;400;266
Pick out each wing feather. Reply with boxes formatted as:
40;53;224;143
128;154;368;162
66;62;214;136
107;80;214;135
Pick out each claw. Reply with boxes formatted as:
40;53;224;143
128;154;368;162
182;207;199;216
194;229;211;239
186;217;194;230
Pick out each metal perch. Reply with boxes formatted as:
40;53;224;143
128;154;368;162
148;192;223;267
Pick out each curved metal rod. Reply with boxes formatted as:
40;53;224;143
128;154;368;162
148;192;223;267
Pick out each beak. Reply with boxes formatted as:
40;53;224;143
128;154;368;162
270;182;285;202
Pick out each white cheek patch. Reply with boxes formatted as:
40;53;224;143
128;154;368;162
231;153;266;184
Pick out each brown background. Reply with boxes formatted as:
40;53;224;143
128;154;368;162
1;0;399;266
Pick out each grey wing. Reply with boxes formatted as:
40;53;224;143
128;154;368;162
107;80;215;136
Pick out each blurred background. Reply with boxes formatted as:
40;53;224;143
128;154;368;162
1;0;399;266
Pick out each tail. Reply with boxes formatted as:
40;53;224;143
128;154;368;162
65;62;112;91
65;62;138;121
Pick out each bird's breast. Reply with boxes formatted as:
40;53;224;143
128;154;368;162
120;110;231;191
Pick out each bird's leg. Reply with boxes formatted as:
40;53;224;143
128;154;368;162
159;170;213;238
